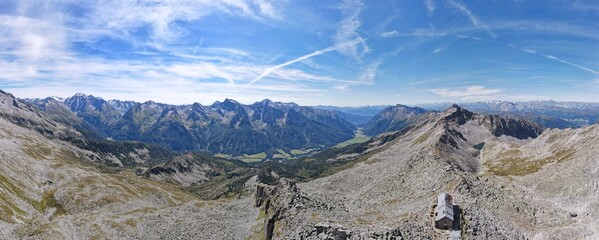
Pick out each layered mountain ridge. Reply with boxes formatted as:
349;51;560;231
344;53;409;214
27;94;356;156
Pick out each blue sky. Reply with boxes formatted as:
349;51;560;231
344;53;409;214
0;0;598;106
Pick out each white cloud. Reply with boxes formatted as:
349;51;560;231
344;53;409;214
357;59;383;84
167;63;239;84
456;34;481;41
332;58;382;91
447;0;496;38
409;27;446;38
0;15;68;62
431;86;503;98
22;0;280;48
335;0;370;61
334;85;350;91
253;0;279;19
381;30;399;38
572;2;599;13
424;0;436;16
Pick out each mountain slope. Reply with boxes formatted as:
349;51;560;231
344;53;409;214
364;104;428;136
64;93;123;136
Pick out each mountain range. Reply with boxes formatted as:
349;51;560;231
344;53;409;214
27;94;356;157
2;88;599;239
418;101;599;129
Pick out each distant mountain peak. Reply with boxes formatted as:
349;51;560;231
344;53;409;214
257;99;273;106
223;98;239;104
448;103;462;110
70;93;102;100
49;96;65;101
191;102;203;108
394;103;410;108
440;104;474;125
364;104;427;136
252;99;299;109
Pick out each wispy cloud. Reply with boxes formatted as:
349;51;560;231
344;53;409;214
335;0;370;61
447;0;496;38
572;2;599;13
489;20;599;41
333;58;383;90
86;0;285;43
424;0;436;16
0;15;69;62
375;11;400;34
0;56;329;104
431;85;502;98
392;26;447;38
381;30;399;38
456;34;481;41
357;59;383;84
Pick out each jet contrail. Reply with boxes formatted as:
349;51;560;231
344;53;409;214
544;54;599;75
248;38;362;85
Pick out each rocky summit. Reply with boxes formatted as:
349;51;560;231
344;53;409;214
2;88;599;239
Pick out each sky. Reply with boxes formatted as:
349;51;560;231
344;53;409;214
0;0;598;106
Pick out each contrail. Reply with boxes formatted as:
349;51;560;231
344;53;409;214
513;44;598;75
543;54;599;75
248;38;362;85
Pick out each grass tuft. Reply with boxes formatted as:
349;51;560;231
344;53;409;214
487;148;575;176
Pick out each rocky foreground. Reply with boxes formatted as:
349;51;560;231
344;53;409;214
252;106;599;239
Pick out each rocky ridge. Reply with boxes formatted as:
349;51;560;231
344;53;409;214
250;104;598;239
